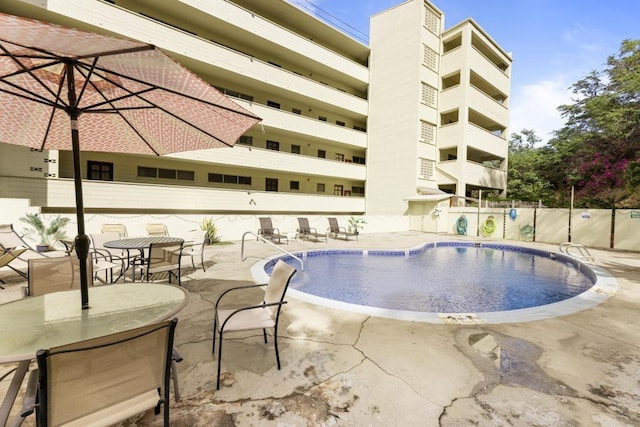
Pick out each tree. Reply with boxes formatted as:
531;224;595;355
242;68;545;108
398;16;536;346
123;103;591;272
542;39;640;208
506;130;554;204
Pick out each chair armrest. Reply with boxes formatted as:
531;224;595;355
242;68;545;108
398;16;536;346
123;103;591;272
218;301;288;329
214;283;267;309
309;227;319;234
18;369;38;420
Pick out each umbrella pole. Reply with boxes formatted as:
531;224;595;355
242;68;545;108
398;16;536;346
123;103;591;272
71;122;91;309
66;63;90;309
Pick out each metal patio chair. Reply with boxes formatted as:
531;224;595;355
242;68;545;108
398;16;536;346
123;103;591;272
17;318;178;427
212;260;296;389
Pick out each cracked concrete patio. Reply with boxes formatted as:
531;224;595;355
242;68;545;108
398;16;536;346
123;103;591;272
2;231;639;426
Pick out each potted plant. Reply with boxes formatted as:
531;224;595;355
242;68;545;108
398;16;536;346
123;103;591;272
200;217;220;245
348;216;366;235
20;213;71;252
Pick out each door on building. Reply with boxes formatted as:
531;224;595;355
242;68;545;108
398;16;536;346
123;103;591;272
265;178;278;192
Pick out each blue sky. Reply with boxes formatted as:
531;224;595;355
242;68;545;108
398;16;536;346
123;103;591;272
287;0;640;143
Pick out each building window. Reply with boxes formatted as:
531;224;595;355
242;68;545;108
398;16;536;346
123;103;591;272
208;173;223;182
335;153;344;161
317;183;325;192
290;181;299;190
419;158;435;179
353;125;366;132
336;120;345;127
137;166;157;178
317;149;326;158
87;161;113;181
158;168;176;179
238;135;253;146
208;174;251;185
352;156;366;165
292;108;302;115
291;144;300;154
177;170;194;181
334;185;343;196
423;44;438;71
215;86;254;102
352;186;365;194
267;100;280;109
318;116;327;122
265;178;278;192
424;5;440;34
420;120;436;144
266;140;280;151
421;82;437;107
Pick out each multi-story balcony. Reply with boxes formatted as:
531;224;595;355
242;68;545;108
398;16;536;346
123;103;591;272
234;100;367;149
171;145;367;181
0;176;366;213
436;160;505;190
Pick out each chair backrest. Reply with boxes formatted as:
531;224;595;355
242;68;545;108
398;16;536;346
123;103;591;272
264;260;297;310
90;232;123;257
327;217;340;232
101;223;127;238
147;241;182;268
259;217;274;235
27;255;94;297
297;218;310;233
0;223;34;250
146;223;169;237
190;230;206;246
36;318;177;427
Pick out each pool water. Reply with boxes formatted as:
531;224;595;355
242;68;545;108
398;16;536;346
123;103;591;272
276;244;596;314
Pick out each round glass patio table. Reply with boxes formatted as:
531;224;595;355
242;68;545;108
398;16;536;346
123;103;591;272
0;283;188;363
0;283;188;425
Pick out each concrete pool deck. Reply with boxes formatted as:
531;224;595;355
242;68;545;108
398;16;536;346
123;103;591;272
1;231;639;426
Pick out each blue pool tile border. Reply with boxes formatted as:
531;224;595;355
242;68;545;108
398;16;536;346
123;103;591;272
253;241;618;324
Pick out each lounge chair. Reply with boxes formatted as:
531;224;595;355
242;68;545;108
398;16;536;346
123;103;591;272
327;217;358;241
296;217;327;242
0;224;48;279
17;318;178;427
212;260;296;389
257;217;288;244
0;247;27;287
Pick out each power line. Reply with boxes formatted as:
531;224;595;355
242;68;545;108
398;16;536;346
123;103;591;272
288;0;369;43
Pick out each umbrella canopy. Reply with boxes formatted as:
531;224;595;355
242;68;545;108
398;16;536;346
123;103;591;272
0;13;261;308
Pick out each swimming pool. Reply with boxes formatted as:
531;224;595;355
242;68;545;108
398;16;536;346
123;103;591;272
252;242;618;324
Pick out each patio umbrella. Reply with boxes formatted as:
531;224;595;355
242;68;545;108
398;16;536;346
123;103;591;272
0;13;261;309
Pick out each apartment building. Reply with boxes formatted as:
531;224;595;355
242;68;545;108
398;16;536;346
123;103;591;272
368;1;511;214
0;0;510;219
